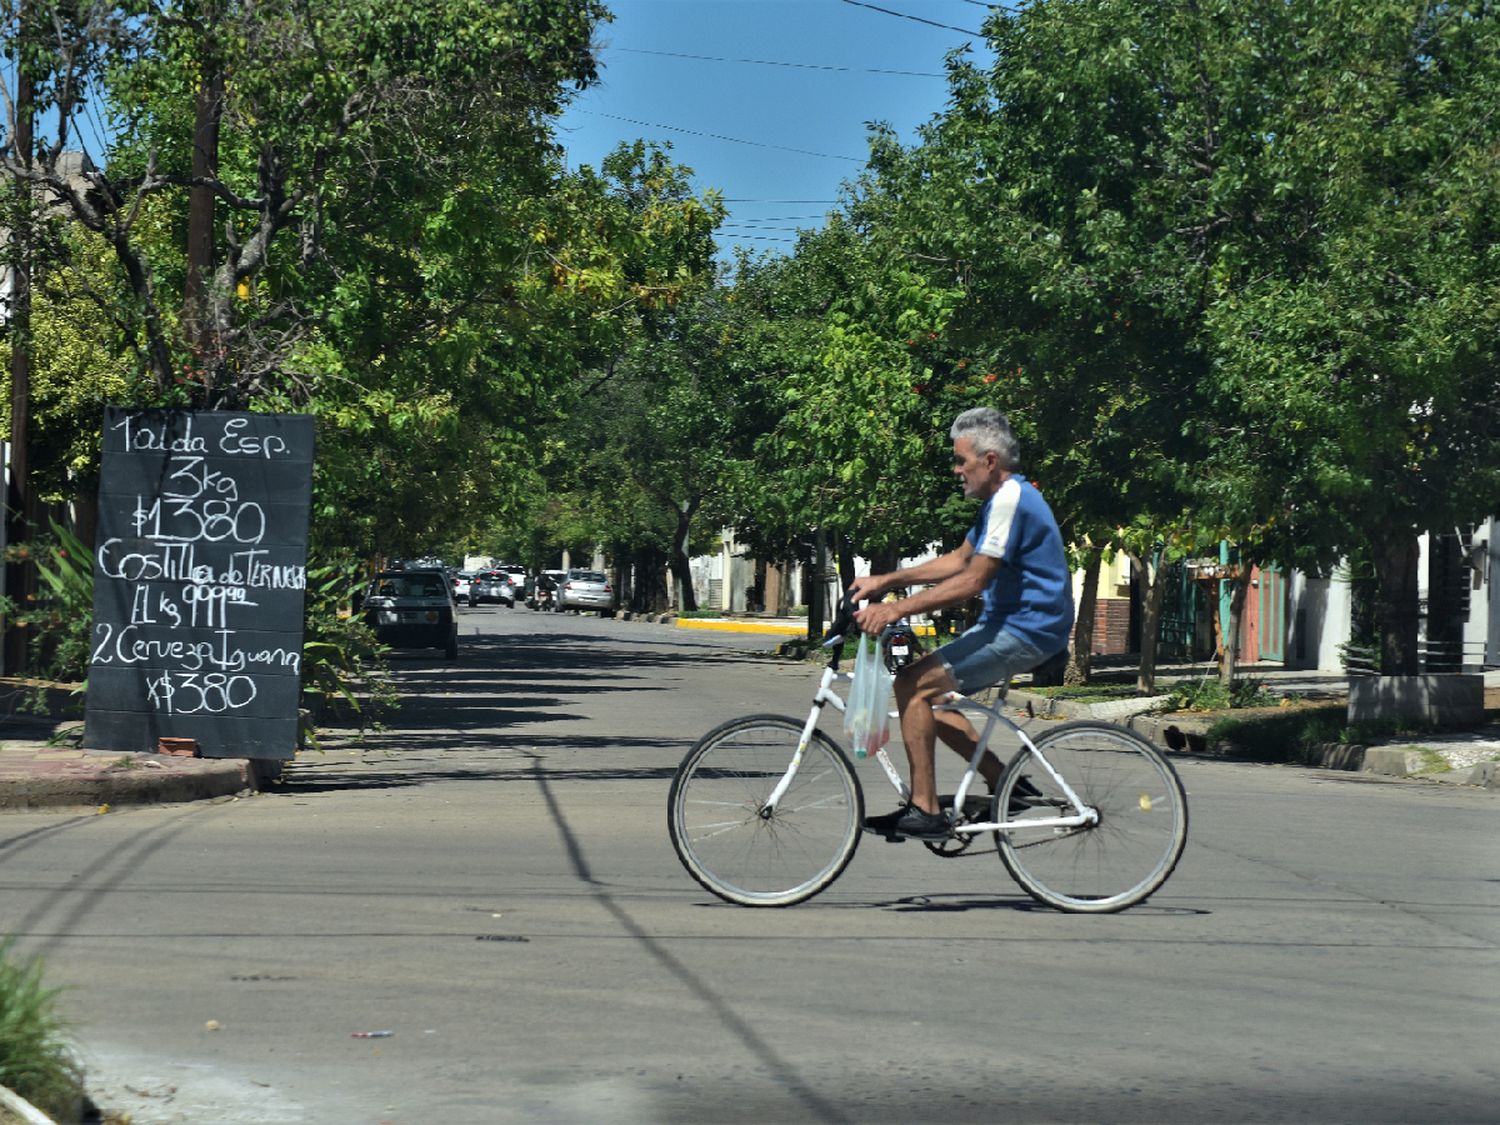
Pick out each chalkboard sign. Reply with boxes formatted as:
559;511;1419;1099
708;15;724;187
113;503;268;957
84;408;315;760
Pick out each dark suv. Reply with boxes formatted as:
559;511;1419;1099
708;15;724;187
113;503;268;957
361;569;458;659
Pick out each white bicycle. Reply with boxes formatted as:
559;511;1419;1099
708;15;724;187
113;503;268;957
668;608;1188;913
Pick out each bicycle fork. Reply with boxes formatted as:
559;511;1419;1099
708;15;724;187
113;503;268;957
761;666;855;815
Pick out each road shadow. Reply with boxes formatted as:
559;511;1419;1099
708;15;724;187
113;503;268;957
290;622;755;791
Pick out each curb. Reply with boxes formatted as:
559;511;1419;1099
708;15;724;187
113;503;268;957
1007;688;1173;724
0;744;255;811
1305;743;1500;787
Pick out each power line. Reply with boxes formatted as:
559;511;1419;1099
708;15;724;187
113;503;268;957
577;111;865;163
723;198;839;203
839;0;982;36
613;46;943;78
720;234;799;243
721;224;816;233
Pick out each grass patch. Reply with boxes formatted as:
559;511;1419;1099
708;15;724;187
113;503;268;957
1205;706;1449;763
0;938;80;1120
1408;747;1451;773
676;609;727;619
1161;676;1287;712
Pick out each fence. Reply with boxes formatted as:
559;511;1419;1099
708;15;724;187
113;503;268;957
1342;640;1495;676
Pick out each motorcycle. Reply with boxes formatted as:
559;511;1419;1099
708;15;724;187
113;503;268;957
532;586;555;612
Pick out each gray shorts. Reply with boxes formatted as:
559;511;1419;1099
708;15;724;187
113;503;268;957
936;622;1051;695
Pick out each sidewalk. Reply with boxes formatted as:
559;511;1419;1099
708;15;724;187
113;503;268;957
0;717;257;812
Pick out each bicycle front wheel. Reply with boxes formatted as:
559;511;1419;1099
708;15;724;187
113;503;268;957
668;715;863;907
995;721;1188;913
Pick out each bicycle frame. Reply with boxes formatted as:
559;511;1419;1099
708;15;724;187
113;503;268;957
763;664;1097;835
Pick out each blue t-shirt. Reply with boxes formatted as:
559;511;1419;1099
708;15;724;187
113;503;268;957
965;476;1074;652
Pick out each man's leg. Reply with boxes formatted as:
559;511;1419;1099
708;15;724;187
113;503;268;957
904;627;1050;802
892;653;972;815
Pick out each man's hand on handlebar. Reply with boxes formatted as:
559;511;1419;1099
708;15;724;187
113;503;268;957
844;574;887;605
852;596;903;636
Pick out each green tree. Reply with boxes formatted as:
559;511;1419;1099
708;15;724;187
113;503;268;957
3;0;610;407
841;0;1500;685
1198;1;1500;674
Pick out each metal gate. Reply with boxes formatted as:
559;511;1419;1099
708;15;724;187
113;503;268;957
1257;566;1287;662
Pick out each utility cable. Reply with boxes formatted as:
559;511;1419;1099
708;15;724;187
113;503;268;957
577;111;865;163
612;46;943;78
839;0;982;36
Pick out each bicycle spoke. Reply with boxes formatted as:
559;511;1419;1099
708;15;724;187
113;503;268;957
669;717;863;907
996;722;1188;913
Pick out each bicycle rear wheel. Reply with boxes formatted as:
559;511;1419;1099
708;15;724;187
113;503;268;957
995;721;1187;913
668;715;863;907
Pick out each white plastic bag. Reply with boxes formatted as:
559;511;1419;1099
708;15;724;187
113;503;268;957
843;633;894;759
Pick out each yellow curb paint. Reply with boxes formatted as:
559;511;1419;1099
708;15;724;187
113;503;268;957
674;620;806;635
673;619;937;637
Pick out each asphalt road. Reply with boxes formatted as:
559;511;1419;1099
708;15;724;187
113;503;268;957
1;607;1496;1124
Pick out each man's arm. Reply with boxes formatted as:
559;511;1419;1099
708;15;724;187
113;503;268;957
851;544;998;635
845;541;974;605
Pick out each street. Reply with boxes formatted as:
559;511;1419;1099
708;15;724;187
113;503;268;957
2;606;1497;1124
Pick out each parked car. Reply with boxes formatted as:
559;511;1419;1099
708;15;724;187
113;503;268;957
469;570;515;607
559;569;616;614
452;570;478;603
361;569;458;659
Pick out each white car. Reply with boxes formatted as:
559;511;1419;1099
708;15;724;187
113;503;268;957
559;569;616;613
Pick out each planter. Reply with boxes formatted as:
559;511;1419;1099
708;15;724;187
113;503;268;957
1347;674;1483;728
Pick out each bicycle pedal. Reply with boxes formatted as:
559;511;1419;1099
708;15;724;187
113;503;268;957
941;794;993;821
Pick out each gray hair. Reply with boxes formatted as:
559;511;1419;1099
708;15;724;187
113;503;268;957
950;407;1019;470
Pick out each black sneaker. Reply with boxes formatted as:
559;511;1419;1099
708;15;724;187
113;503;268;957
1007;774;1045;814
862;803;951;841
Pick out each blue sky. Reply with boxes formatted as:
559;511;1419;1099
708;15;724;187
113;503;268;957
556;0;998;259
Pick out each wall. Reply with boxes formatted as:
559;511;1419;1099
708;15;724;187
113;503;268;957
1285;567;1352;672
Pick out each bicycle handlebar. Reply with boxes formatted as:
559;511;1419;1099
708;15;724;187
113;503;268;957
821;594;858;650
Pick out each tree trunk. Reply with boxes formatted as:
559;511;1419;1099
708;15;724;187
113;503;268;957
836;533;855;599
1370;526;1420;675
184;64;224;361
669;501;698;612
633;546;669;613
869;543;900;582
4;53;35;677
808;527;827;641
1065;550;1102;685
1219;565;1253;688
1127;550;1171;694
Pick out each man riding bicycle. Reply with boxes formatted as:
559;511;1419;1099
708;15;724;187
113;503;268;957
847;407;1075;841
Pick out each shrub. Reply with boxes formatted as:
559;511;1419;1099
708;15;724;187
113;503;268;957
1162;675;1283;712
0;521;95;707
0;939;81;1120
1205;706;1444;763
